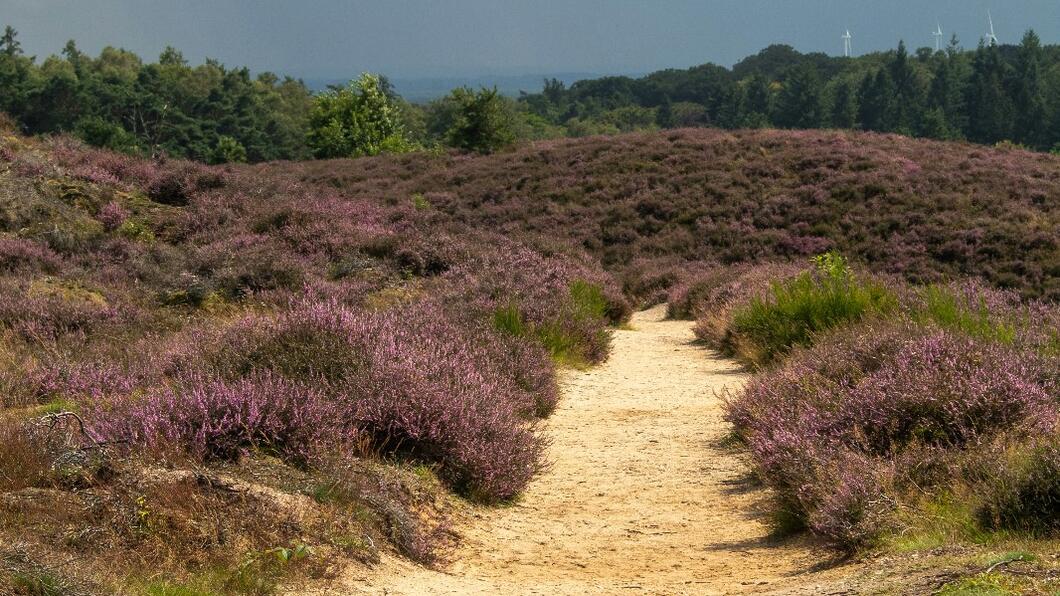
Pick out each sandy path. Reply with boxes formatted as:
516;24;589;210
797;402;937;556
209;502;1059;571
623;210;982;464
308;306;853;595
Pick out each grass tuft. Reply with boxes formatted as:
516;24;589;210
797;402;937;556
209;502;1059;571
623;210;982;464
729;253;896;365
916;285;1017;344
938;573;1021;596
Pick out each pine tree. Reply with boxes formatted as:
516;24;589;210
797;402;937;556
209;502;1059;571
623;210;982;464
0;26;30;117
0;26;21;57
887;41;924;135
1012;30;1048;148
858;69;896;131
746;72;771;118
830;79;857;129
925;52;965;139
966;43;1015;144
774;62;822;129
919;107;952;140
656;94;673;128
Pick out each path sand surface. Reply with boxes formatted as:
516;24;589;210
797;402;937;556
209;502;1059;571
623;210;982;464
305;306;856;595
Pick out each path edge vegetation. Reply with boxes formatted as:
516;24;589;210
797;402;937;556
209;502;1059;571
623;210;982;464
670;252;1060;593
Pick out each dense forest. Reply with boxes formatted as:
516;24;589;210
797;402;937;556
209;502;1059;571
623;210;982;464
521;33;1060;151
3;25;1060;162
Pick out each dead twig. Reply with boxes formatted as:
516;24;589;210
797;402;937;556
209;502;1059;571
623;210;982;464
34;410;122;452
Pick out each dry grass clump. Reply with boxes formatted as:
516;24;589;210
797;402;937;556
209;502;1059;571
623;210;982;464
0;415;453;594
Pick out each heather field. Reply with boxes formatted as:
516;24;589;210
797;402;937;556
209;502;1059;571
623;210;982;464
0;127;628;593
1;125;1059;595
285;128;1060;301
669;256;1060;592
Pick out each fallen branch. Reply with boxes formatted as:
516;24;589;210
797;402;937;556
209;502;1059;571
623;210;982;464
34;411;111;452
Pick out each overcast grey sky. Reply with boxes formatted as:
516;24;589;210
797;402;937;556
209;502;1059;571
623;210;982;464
3;1;1058;79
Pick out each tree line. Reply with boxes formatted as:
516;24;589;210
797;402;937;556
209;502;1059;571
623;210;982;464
0;26;543;161
2;25;1059;163
521;32;1060;151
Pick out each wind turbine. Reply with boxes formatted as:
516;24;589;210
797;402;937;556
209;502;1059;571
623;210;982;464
842;29;853;57
933;23;944;52
985;11;999;46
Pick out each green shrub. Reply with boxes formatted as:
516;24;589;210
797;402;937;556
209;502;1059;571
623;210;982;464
729;253;896;365
938;573;1021;596
144;580;215;596
411;193;431;211
210;135;248;165
74;116;141;154
535;321;584;366
307;73;414;159
445;87;516;154
116;219;155;243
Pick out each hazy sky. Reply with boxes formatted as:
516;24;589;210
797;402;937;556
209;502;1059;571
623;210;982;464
3;1;1058;79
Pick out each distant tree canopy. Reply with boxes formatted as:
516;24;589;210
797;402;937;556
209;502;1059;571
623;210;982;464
518;35;1060;152
3;26;1060;163
0;30;313;162
444;87;516;154
306;73;416;158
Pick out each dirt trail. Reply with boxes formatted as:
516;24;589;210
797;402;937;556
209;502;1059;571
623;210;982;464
308;306;855;595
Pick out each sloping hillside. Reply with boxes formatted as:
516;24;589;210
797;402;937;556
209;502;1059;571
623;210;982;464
281;129;1060;300
0;130;628;593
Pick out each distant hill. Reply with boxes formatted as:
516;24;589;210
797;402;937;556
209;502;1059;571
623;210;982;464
278;128;1060;300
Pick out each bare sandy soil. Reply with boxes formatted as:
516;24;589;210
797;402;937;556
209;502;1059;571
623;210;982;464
299;306;859;595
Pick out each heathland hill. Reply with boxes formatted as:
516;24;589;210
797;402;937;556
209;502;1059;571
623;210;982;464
2;126;1059;594
283;129;1060;300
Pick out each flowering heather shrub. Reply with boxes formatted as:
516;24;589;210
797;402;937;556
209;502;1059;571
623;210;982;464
285;129;1060;300
47;137;153;186
908;280;1060;356
10;154;49;178
114;299;553;500
727;320;1058;547
686;263;805;347
691;263;1060;368
802;453;897;547
619;257;696;307
21;359;145;406
0;131;622;509
667;267;739;320
96;201;129;232
88;373;345;464
71;164;122;186
146;169;194;206
345;304;548;499
0;236;62;274
667;262;802;320
136;160;226;207
0;279;119;340
192;233;309;299
440;239;627;365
